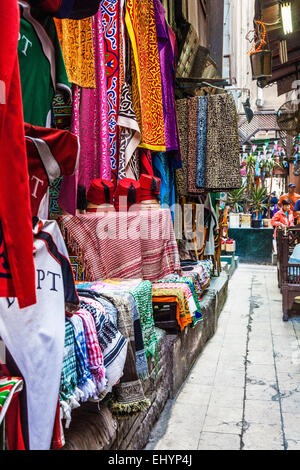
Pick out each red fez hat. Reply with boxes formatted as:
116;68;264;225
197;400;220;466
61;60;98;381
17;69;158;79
139;175;161;201
114;178;141;211
87;179;114;205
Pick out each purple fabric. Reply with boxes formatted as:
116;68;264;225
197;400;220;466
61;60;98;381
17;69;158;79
58;9;110;214
153;0;179;155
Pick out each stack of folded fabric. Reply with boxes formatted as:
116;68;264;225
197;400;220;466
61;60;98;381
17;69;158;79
76;281;152;416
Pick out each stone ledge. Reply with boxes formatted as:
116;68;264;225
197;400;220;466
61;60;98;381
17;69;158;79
62;270;229;450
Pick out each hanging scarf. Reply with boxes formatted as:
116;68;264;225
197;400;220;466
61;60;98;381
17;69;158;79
117;83;141;180
126;0;165;152
153;0;179;155
69;314;98;402
187;97;205;194
175;99;189;197
153;152;175;221
195;96;208;189
58;10;110;215
205;94;242;190
55;17;96;88
75;309;106;394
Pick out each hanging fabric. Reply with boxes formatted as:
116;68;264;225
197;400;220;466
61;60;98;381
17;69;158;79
187;97;205;194
153;0;179;157
175;99;188;197
117;83;141;180
55;17;96;89
205;94;242;190
18;1;71;127
0;0;36;308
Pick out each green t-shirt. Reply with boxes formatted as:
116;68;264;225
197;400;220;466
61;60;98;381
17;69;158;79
18;2;70;127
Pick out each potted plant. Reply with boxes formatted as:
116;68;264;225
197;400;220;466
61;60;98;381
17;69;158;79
248;184;268;228
227;185;247;228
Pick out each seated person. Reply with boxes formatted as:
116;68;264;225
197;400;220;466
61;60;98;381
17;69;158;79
271;199;294;238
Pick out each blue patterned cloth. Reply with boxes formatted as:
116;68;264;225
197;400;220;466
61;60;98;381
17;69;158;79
153;152;175;221
69;314;97;401
195;96;208;189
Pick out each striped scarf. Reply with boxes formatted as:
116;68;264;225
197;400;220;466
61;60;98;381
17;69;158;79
0;377;23;425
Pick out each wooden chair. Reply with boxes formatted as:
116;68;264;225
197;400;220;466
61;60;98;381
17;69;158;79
277;225;300;321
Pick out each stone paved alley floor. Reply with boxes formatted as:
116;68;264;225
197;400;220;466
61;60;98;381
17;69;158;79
146;264;300;451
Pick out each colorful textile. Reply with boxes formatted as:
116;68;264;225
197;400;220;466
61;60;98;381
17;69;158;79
0;377;23;425
5;392;26;450
155;276;203;325
79;297;118;350
0;0;36;308
117;83;141;180
100;329;128;399
55;17;96;88
25;123;79;218
205;94;241;190
187;97;205;194
140;148;154;176
76;309;106;393
77;282;149;379
18;1;71;127
126;0;165;152
195;96;208;189
0;219;77;450
69;314;97;401
153;0;179;155
153;152;175;221
79;11;111;188
175;99;188;197
101;0;122;186
58;9;111;215
152;285;193;331
98;292;150;416
59;209;181;282
60;320;78;402
131;281;158;359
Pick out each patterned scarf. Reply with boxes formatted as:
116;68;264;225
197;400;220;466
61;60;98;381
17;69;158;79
55;17;96;88
60;320;78;403
175;99;188;197
117;83;141;180
77;283;149;380
126;0;165;152
195;96;208;189
69;314;97;402
0;377;23;425
152;285;193;331
79;297;118;350
97;291;150;417
75;309;106;394
205;94;241;190
187;97;205;194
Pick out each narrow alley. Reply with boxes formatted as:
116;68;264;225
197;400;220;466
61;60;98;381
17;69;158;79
146;264;300;451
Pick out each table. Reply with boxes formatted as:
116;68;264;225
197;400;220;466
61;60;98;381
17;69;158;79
228;227;274;264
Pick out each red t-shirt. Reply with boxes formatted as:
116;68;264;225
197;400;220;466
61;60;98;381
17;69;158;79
25;123;79;217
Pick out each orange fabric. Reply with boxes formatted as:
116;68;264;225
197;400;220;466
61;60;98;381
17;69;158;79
271;209;294;238
55;17;95;88
152;295;192;331
278;193;300;211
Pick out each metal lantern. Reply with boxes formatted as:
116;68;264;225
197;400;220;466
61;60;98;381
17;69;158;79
250;48;272;80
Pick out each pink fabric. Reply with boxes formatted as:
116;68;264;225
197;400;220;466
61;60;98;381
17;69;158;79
58;10;110;215
58;85;80;215
59;209;181;282
76;308;106;392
